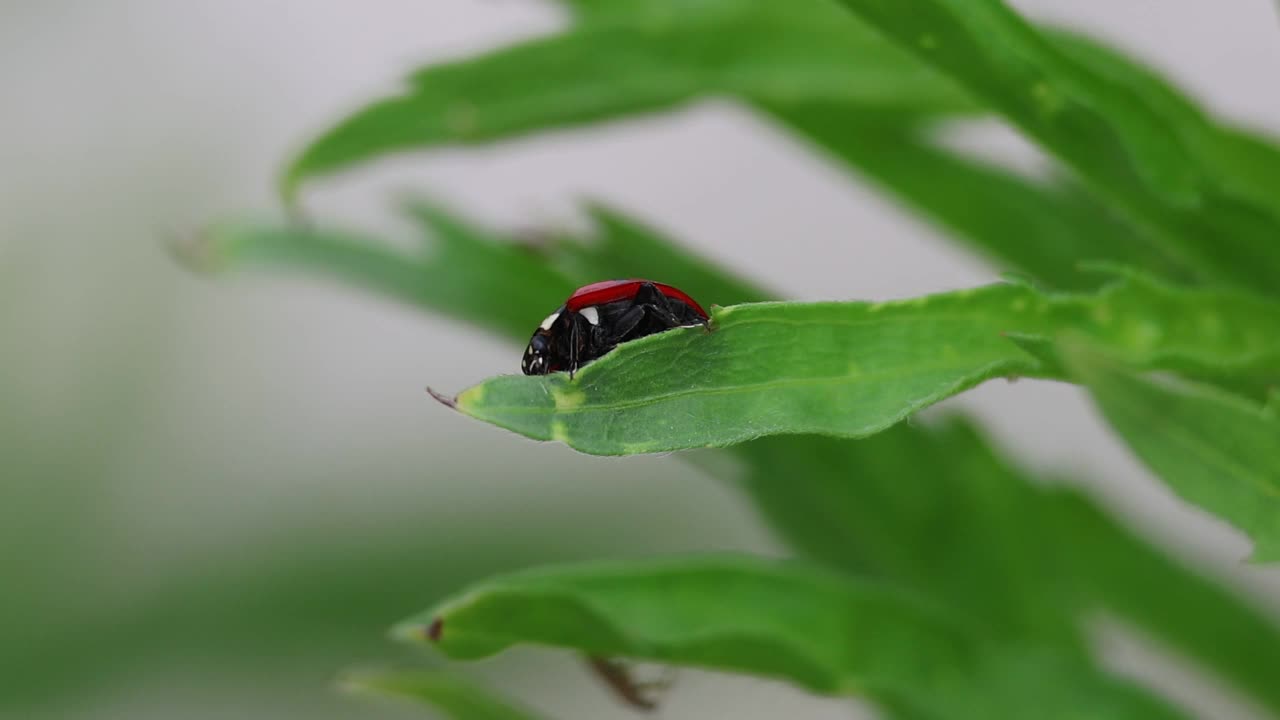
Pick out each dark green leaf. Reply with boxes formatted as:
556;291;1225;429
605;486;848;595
343;669;547;720
831;0;1280;294
1071;351;1280;562
1049;489;1280;714
281;3;977;201
720;421;1280;715
448;275;1280;455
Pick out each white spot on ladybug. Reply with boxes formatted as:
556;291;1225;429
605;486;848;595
540;311;561;331
578;306;600;325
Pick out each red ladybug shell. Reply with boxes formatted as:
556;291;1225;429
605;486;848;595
564;279;709;319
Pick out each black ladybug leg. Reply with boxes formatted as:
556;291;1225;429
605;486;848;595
600;305;647;346
632;283;694;329
632;283;671;313
568;314;581;379
638;301;685;330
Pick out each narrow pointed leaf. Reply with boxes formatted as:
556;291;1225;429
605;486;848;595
448;276;1280;455
831;0;1280;295
343;670;548;720
282;3;977;201
396;556;975;694
1072;352;1280;562
397;556;1187;720
184;209;577;341
767;104;1182;290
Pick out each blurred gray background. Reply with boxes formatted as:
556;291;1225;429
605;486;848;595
2;1;1279;718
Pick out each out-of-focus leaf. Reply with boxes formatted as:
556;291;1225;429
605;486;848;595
281;2;978;201
1045;28;1280;219
184;206;577;340
396;556;973;693
549;204;773;306
1050;489;1280;714
767;104;1179;290
1071;351;1280;562
343;670;548;720
447;275;1280;455
282;0;1280;297
831;0;1280;294
397;556;1186;720
719;421;1280;715
719;421;1079;642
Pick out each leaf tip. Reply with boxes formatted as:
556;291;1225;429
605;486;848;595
169;222;239;275
390;616;444;645
277;161;306;211
427;386;458;410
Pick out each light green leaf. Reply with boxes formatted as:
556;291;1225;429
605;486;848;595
397;556;1187;720
281;3;977;201
1071;351;1280;562
446;276;1280;455
343;669;547;720
831;0;1280;295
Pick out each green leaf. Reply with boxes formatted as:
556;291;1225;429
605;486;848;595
188;201;765;345
723;421;1280;714
397;556;1187;720
281;2;977;201
830;0;1280;295
397;556;974;693
550;204;773;307
721;420;1082;642
1045;28;1280;221
1050;489;1280;714
183;206;577;341
447;275;1280;455
767;104;1182;291
343;669;547;720
1071;351;1280;562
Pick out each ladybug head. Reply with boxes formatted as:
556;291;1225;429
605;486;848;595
521;330;554;375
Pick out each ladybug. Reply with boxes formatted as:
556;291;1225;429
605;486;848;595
522;280;709;377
